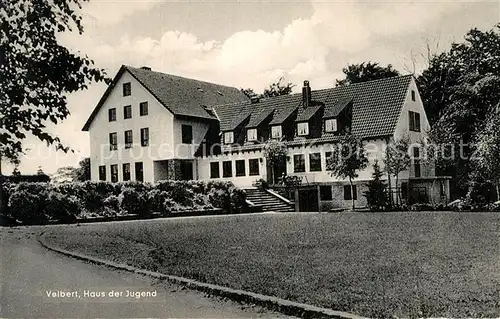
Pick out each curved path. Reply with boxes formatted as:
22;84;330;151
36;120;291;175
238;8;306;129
0;226;291;318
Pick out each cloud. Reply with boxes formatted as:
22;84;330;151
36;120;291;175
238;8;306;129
81;0;160;27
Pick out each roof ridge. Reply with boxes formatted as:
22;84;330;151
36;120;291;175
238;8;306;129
124;65;241;90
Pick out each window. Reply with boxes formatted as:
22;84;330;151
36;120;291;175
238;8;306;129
182;125;193;144
235;160;246;177
247;128;257;142
124;130;133;148
210;162;220;179
325;119;337;132
98;165;106;181
344;185;357;200
294;154;305;173
124;105;132;119
109;132;117;151
122;163;131;181
414;161;421;178
224;132;234;144
411;90;416;101
325;151;333;170
309;153;322;172
108;108;116;122
140;128;149;147
297;122;309;136
409;111;421;132
135;162;144;182
222;161;232;178
123;82;131;96
249;159;260;176
271;126;282;139
139;102;148;116
320;186;332;200
110;164;118;183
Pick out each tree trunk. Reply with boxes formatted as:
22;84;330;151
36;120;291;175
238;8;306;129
496;184;500;202
350;178;355;211
395;174;400;206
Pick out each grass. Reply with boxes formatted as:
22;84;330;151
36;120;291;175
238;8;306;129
43;212;500;318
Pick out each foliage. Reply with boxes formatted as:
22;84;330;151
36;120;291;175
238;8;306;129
364;160;389;211
103;195;119;214
8;190;48;225
0;0;109;162
418;25;500;196
326;134;368;210
118;187;146;216
282;175;302;188
253;178;269;189
45;191;80;223
240;77;295;99
2;174;51;183
74;158;91;182
336;62;400;86
263;140;288;184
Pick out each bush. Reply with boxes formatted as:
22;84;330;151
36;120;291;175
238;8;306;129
119;187;147;216
230;187;247;212
410;203;435;211
282;175;302;188
253;178;269;189
103;195;120;215
45;191;80;223
8;190;47;225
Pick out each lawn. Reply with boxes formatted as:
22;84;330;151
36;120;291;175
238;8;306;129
42;212;500;318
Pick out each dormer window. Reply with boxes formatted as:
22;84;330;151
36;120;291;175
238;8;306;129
325;119;338;132
297;122;309;136
247;128;257;142
224;132;234;144
271;126;282;139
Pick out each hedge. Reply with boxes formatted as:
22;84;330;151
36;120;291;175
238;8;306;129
1;180;247;225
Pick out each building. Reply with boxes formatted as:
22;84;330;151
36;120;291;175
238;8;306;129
83;65;451;210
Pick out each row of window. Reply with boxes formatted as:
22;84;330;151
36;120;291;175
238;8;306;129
293;152;330;173
99;162;144;182
318;185;358;201
109;128;149;150
210;159;260;178
108;102;148;122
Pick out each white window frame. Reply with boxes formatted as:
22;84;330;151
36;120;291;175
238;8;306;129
224;131;234;144
247;128;257;141
325;118;338;132
271;125;282;139
297;122;309;136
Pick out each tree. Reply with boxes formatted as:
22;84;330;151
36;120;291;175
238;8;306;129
51;166;78;184
74;157;90;182
472;104;500;201
1;0;108;163
336;62;400;86
262;77;295;98
263;140;288;184
384;135;411;206
12;166;21;177
326;134;369;210
1;0;107;211
241;77;295;100
37;166;45;176
364;160;389;211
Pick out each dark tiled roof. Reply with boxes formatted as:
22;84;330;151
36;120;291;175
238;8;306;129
214;75;413;139
82;65;249;130
324;97;352;118
295;105;323;122
125;66;249;120
246;108;275;128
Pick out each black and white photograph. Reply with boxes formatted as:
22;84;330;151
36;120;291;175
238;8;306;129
1;0;500;318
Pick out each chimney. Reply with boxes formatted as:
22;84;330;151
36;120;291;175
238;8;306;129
250;96;260;104
140;66;151;71
302;80;311;108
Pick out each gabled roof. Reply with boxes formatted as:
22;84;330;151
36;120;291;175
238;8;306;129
295;105;323;122
246;108;275;128
323;97;352;118
214;75;413;139
82;65;249;131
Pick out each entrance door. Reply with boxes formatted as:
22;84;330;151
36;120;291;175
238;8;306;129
298;188;319;212
267;158;287;184
179;160;193;181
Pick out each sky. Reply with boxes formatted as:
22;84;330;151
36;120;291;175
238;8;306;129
4;0;500;175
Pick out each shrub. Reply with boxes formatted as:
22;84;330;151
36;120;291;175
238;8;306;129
208;188;230;211
8;190;47;225
282;175;302;188
410;203;435;211
103;195;120;215
230;187;247;212
45;191;80;223
364;160;389;211
119;187;148;216
163;198;184;212
253;178;269;189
